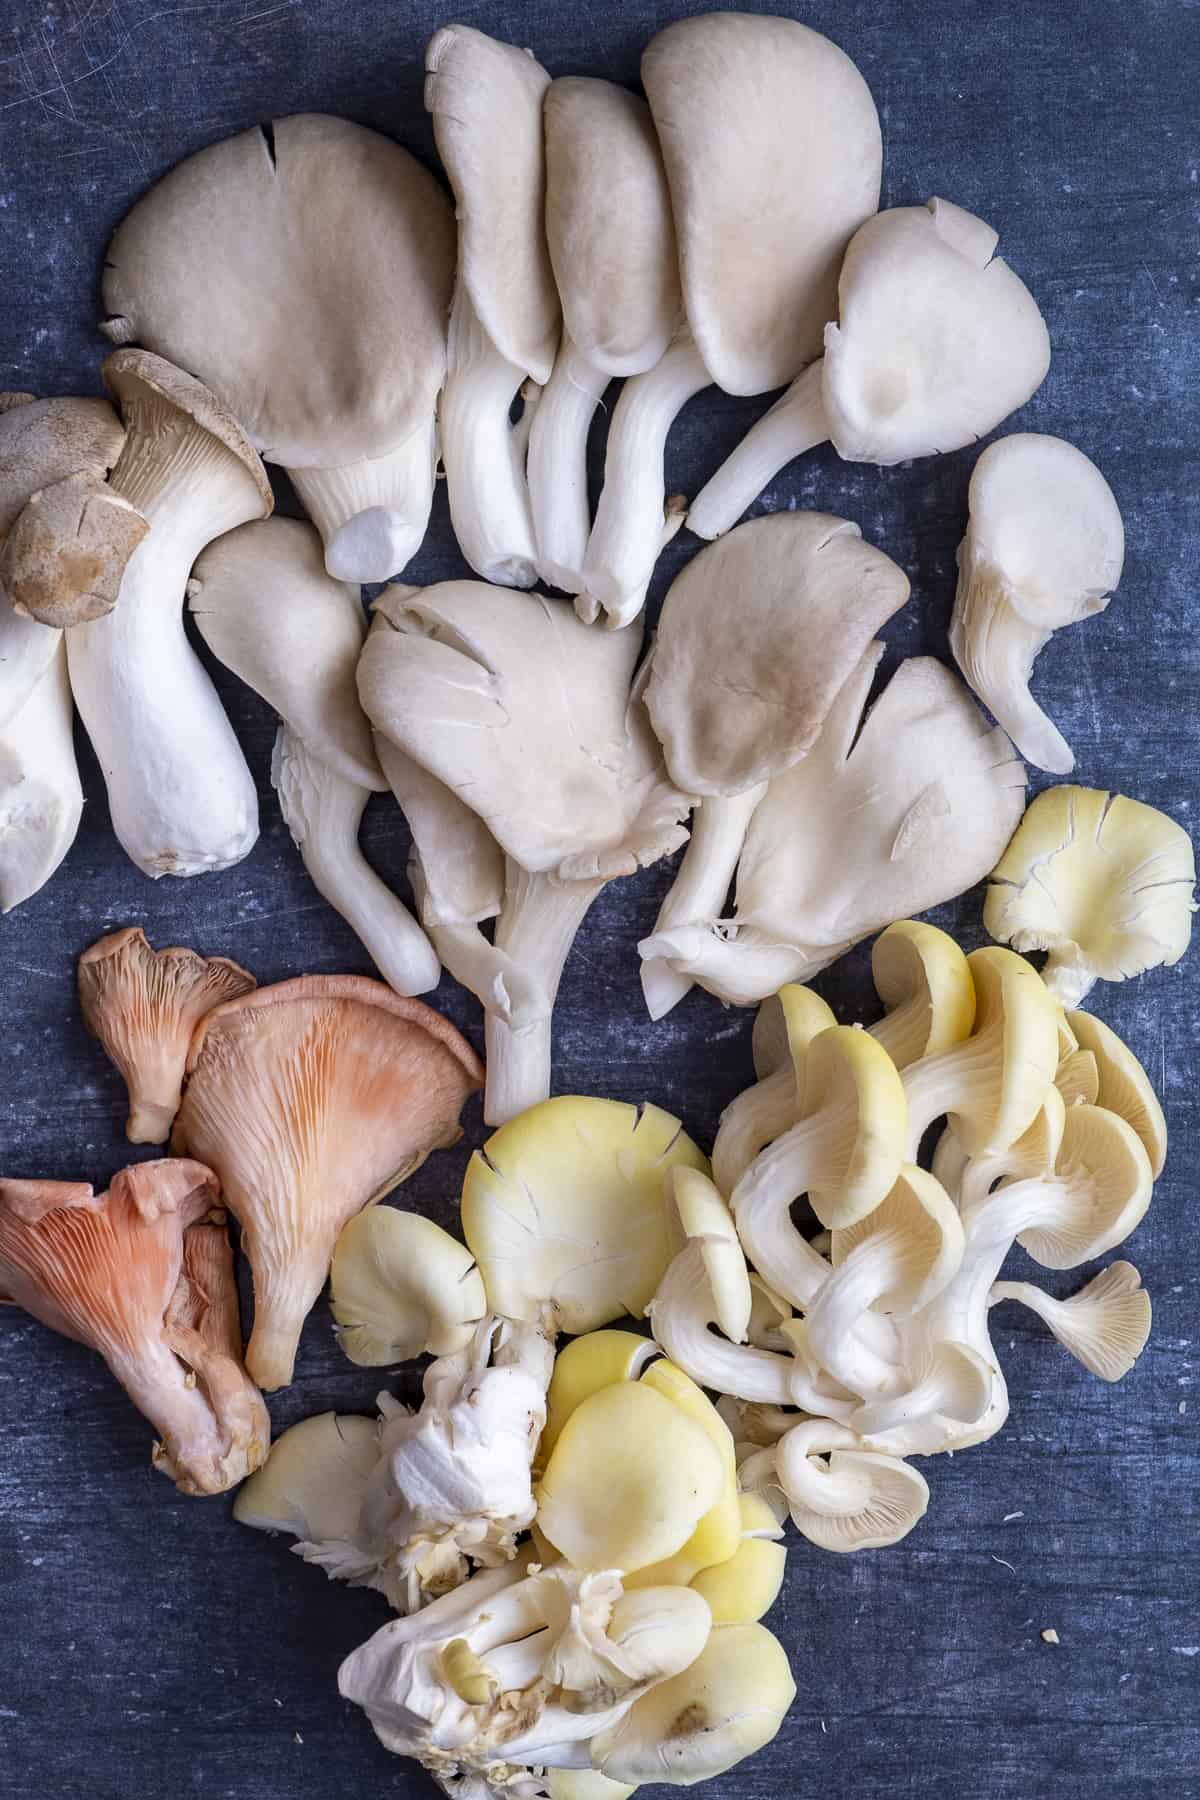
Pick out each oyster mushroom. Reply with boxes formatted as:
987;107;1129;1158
330;1208;486;1366
233;1411;381;1583
0;1160;268;1494
171;976;483;1390
0;644;83;912
867;919;977;1071
742;1419;930;1552
78;926;256;1145
710;986;837;1198
1065;1009;1167;1176
990;1259;1152;1382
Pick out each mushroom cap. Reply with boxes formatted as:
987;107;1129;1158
991;1260;1152;1383
548;1773;637;1800
461;1096;707;1334
946;946;1061;1158
775;1422;929;1551
540;1329;660;1466
0;395;126;536
823;198;1051;465
831;1165;964;1314
534;1380;726;1573
329;1208;487;1366
985;786;1197;1004
625;1358;743;1590
171;975;483;1390
544;78;681;377
796;1025;908;1228
690;1521;787;1625
233;1410;379;1542
101;115;455;469
103;348;274;516
751;983;838;1081
645;512;911;797
1018;1103;1153;1269
869;919;977;1071
425;25;558;382
1065;1010;1166;1177
189;516;382;790
962;433;1124;630
642;13;881;394
672;1166;753;1345
592;1620;796;1784
0;474;148;628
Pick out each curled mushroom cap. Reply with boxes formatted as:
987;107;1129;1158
990;1259;1152;1383
868;920;977;1072
101;115;455;581
0;1160;268;1494
171;976;483;1390
78;926;256;1144
0;644;83;913
330;1208;486;1366
461;1097;707;1333
233;1411;380;1576
985;786;1196;1006
950;434;1125;773
712;986;837;1198
1065;1010;1167;1177
767;1419;930;1551
689;1491;788;1625
645;512;911;797
1009;1102;1153;1270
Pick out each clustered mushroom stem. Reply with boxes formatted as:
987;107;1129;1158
688;359;830;541
805;1230;910;1397
527;333;611;592
775;1421;877;1517
642;786;767;1022
732;1111;835;1305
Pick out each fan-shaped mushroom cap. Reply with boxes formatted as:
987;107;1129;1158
671;1167;753;1345
425;25;557;383
1065;1010;1166;1176
234;1410;379;1546
852;1341;993;1440
956;1084;1067;1214
831;1166;965;1312
950;434;1124;773
990;1260;1152;1382
171;976;483;1390
330;1208;486;1366
648;1240;801;1409
78;927;256;1145
645;512;911;797
0;1160;268;1494
0;644;82;912
823;198;1051;465
712;987;837;1198
868;920;976;1071
752;983;838;1082
461;1097;707;1334
642;14;881;395
624;1359;742;1591
1015;1103;1152;1269
771;1419;929;1551
901;946;1060;1160
539;1329;660;1467
592;1620;796;1786
985;786;1197;1006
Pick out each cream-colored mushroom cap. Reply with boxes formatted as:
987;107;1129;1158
751;984;839;1082
690;1491;787;1625
823;198;1051;465
831;1165;965;1314
985;786;1196;1005
642;13;881;394
990;1260;1152;1383
329;1208;486;1366
233;1411;378;1542
956;1084;1067;1214
853;1342;994;1441
671;1166;753;1345
1017;1103;1153;1270
868;919;976;1071
461;1097;706;1333
645;513;911;797
774;1421;929;1551
1066;1010;1166;1177
539;1329;660;1466
548;1774;637;1800
624;1358;742;1590
591;1621;796;1785
534;1381;725;1574
787;1024;909;1228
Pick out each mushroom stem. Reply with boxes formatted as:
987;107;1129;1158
482;863;605;1124
527;333;611;593
949;573;1072;774
650;1243;802;1407
851;1343;992;1438
637;919;838;1011
289;421;439;585
900;1021;1004;1159
712;1066;796;1200
0;584;60;732
272;727;440;997
773;1420;876;1518
688;360;830;540
0;644;82;913
580;331;711;620
803;1230;912;1397
641;786;767;1021
439;282;539;588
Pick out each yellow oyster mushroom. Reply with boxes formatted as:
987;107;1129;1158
691;1493;787;1624
624;1360;742;1589
867;919;976;1071
540;1329;659;1466
330;1208;486;1366
1066;1009;1167;1177
549;1774;637;1800
714;985;837;1198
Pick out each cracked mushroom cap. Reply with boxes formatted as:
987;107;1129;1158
171;975;483;1391
0;394;125;538
868;919;976;1071
642;13;881;394
985;786;1197;1006
461;1097;707;1334
329;1208;486;1366
645;511;911;797
1065;1010;1167;1177
78;926;256;1145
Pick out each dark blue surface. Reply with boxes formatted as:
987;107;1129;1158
0;3;1197;1797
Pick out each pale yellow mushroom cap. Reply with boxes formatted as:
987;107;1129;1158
462;1097;707;1333
775;1424;930;1552
1056;1047;1101;1107
1017;1103;1152;1270
1066;1010;1167;1177
624;1360;742;1589
233;1411;378;1542
534;1381;725;1574
869;919;976;1071
751;983;838;1081
591;1621;796;1786
671;1166;753;1345
690;1491;788;1624
329;1208;486;1366
991;1259;1152;1383
549;1772;637;1800
831;1164;964;1314
540;1329;659;1467
796;1025;908;1228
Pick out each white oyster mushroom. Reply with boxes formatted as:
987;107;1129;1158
233;1411;382;1585
950;434;1125;772
990;1259;1152;1382
330;1207;487;1367
0;644;83;911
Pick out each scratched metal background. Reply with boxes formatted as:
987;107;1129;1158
0;2;1197;1796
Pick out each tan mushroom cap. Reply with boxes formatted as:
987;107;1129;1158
645;512;911;797
102;348;274;516
642;12;881;394
831;1165;964;1314
869;919;977;1071
1017;1103;1152;1270
0;395;126;536
101;115;455;469
1066;1010;1166;1177
0;474;148;628
171;975;483;1391
425;26;558;383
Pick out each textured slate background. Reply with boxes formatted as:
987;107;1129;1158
0;1;1197;1796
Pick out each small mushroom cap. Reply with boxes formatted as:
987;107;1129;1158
852;1342;994;1440
425;26;558;382
0;474;148;628
690;1527;787;1626
869;919;976;1071
233;1411;379;1540
189;516;382;790
329;1208;486;1366
645;512;911;797
548;1773;637;1800
592;1620;796;1785
961;434;1124;630
534;1381;726;1574
642;13;881;394
1018;1103;1153;1269
101;115;455;468
545;78;680;377
823;198;1051;465
0;395;125;535
831;1165;965;1314
775;1422;930;1551
1066;1010;1166;1177
985;786;1197;1005
751;983;838;1081
796;1025;908;1228
461;1097;707;1334
672;1166;753;1345
990;1260;1152;1383
103;349;274;518
625;1359;743;1589
937;946;1061;1158
540;1329;660;1465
